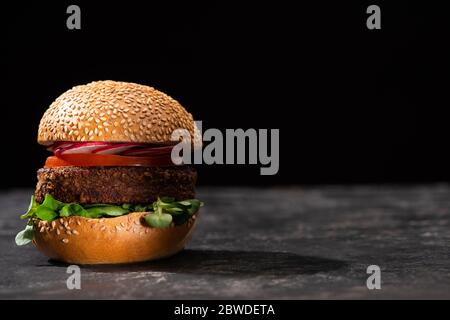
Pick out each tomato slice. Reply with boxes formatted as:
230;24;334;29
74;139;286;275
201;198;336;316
44;153;175;168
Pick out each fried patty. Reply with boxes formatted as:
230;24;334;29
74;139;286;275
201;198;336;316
35;166;197;204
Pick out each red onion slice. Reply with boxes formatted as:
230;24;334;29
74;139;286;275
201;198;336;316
46;142;75;152
122;146;174;156
49;142;174;157
56;142;109;155
93;143;143;155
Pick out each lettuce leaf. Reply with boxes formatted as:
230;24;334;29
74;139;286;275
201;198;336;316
15;194;203;245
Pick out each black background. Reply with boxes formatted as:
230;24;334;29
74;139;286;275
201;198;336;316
1;0;449;188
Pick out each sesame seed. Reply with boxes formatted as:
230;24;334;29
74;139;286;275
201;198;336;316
66;230;72;235
72;230;79;235
62;238;69;243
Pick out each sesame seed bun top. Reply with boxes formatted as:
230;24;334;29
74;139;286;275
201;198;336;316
38;80;200;146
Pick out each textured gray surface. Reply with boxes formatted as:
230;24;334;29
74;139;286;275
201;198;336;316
1;186;450;299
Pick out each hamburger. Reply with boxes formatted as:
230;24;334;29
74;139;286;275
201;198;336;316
15;80;202;264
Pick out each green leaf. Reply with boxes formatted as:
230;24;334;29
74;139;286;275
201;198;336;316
165;206;184;215
84;204;113;208
144;213;172;228
133;204;148;212
42;194;63;211
59;206;71;217
35;206;58;221
186;199;202;215
84;208;104;218
18;194;202;228
60;203;88;217
100;206;129;216
156;202;174;210
178;200;193;207
185;199;202;207
15;224;34;246
149;198;202;224
20;195;39;219
86;206;129;217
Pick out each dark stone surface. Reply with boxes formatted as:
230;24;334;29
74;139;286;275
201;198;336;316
1;186;450;299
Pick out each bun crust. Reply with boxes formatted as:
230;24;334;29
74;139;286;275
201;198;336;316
38;80;200;146
32;212;197;264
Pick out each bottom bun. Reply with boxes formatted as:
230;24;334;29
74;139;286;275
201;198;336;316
32;212;197;264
